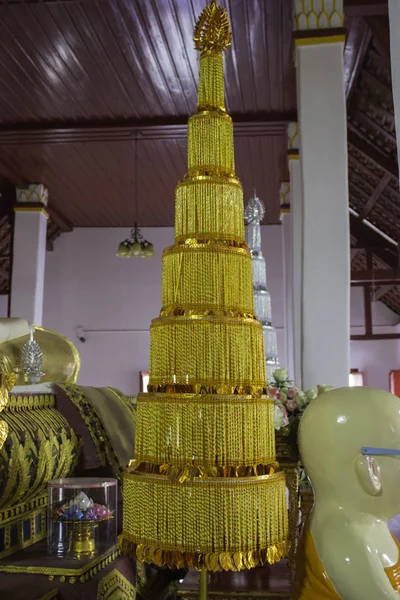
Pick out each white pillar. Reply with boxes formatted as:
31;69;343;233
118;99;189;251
287;123;303;389
10;185;49;326
389;0;400;162
294;2;350;389
280;182;294;382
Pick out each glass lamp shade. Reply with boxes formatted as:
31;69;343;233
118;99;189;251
144;244;154;258
116;241;133;258
131;242;142;256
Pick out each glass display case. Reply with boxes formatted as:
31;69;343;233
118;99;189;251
47;477;117;559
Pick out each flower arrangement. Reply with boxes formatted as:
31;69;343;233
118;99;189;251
269;368;333;472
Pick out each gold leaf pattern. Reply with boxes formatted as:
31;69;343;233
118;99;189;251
193;0;231;55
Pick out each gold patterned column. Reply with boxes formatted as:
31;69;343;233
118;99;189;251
120;0;288;572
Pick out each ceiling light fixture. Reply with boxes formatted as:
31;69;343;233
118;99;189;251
117;132;154;259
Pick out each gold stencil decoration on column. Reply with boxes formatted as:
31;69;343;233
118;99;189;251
120;0;289;572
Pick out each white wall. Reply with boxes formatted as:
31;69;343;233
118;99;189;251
27;225;396;395
350;286;400;391
43;226;285;396
0;296;8;318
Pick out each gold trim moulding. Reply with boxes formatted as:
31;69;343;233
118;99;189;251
178;593;291;599
0;493;47;526
6;393;55;412
175;235;246;248
178;169;240;183
125;470;285;487
146;383;267;396
151;315;261;327
14;206;49;218
159;305;255;319
0;545;120;578
127;462;279;481
163;243;250;257
137;392;273;403
191;108;231;122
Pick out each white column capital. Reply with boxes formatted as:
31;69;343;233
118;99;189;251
15;184;49;218
11;185;49;326
288;122;300;160
293;1;344;32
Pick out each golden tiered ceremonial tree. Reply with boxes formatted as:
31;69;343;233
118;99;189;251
120;0;289;580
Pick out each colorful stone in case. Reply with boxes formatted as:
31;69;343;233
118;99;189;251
62;504;84;520
94;504;110;518
84;507;97;520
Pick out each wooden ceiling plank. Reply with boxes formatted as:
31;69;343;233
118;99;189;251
358;171;392;219
115;0;184;116
344;0;388;16
10;3;99;120
39;3;119;118
62;2;133;119
0;6;87;121
347;129;399;178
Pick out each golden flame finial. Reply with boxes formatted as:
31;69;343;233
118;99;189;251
193;0;231;55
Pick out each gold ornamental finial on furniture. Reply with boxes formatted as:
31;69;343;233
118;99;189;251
193;0;231;54
0;372;16;451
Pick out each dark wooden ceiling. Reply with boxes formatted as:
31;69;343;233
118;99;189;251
0;0;397;311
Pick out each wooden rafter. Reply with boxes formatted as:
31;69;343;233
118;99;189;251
374;284;395;300
48;205;73;233
358;172;392;219
352;108;396;146
364;16;390;58
347;129;398;178
350;214;398;266
0;113;297;146
351;269;400;284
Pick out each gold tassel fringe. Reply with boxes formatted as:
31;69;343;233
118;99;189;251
161;244;254;317
133;393;275;467
119;535;290;572
149;316;266;388
121;471;288;569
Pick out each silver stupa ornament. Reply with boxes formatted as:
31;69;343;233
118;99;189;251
245;190;279;381
21;327;44;384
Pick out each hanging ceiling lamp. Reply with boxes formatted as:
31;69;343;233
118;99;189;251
117;133;154;259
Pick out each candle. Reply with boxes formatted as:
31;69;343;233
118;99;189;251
30;327;34;343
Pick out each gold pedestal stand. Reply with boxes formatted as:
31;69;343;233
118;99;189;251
67;521;98;559
199;568;208;600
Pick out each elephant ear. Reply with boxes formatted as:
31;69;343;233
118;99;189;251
0;372;15;451
0;372;15;413
0;421;8;451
